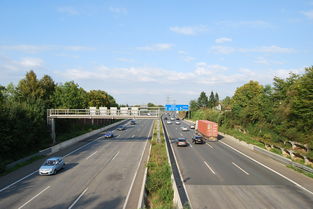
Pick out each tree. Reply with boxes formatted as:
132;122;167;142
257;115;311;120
231;81;264;125
52;81;88;109
208;91;215;108
197;91;209;108
147;103;156;107
214;92;219;106
16;70;42;102
189;99;199;111
221;96;232;111
88;90;111;108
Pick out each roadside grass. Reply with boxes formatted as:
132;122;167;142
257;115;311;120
270;147;282;155
219;126;265;148
1;155;45;176
287;165;313;179
146;120;174;209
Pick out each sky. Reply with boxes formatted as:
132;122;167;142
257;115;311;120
0;0;313;105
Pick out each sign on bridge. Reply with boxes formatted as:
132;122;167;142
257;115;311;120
165;104;189;111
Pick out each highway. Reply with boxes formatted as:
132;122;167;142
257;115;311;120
163;116;313;209
0;119;153;209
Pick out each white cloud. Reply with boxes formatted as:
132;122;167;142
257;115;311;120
254;57;284;65
183;56;195;62
169;25;208;35
137;43;173;51
302;10;313;19
57;7;79;15
20;58;43;68
211;45;295;54
217;20;271;28
109;7;128;15
0;45;94;53
215;37;232;44
211;46;235;54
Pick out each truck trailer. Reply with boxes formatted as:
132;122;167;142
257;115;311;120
195;120;218;141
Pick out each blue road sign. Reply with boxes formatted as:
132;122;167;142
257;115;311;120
165;104;189;111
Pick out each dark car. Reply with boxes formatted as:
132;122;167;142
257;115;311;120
130;120;136;125
176;138;188;147
104;131;114;138
192;135;204;144
117;125;126;131
164;117;168;120
39;157;65;175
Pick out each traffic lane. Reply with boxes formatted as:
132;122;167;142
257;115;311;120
68;119;153;209
165;121;313;208
0;119;151;209
0;119;130;191
0;135;121;209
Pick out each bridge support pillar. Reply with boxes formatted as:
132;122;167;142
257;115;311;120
51;118;56;144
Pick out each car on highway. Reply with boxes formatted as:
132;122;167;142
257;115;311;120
117;125;126;131
175;121;181;125
192;135;204;144
130;120;136;125
181;127;188;131
190;124;195;129
176;138;188;147
170;117;175;121
166;120;172;124
104;131;114;138
164;117;168;120
39;157;65;175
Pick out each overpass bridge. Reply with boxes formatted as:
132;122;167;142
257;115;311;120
47;107;165;143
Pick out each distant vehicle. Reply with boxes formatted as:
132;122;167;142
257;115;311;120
170;117;175;121
117;125;126;131
181;127;188;131
166;120;172;124
130;120;136;125
192;135;204;144
147;113;151;116
190;124;195;129
176;138;188;147
176;118;180;120
164;117;168;120
104;131;114;138
39;157;65;175
175;121;181;125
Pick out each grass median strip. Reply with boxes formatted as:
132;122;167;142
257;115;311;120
146;120;174;209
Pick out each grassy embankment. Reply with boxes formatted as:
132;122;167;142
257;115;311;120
146;120;174;209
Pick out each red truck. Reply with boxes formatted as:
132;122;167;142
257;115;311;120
195;120;218;141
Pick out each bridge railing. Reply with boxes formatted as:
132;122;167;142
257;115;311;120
47;108;163;118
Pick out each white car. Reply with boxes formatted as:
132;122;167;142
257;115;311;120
167;121;172;124
190;124;195;129
170;117;175;121
175;121;181;125
181;127;188;131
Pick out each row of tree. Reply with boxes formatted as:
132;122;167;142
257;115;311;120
190;66;313;148
0;70;118;170
189;91;219;111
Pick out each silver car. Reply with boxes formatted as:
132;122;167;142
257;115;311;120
39;157;65;175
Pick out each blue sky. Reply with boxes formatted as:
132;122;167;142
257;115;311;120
1;0;313;105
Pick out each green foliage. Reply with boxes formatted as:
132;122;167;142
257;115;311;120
52;81;88;109
146;120;173;209
88;90;117;108
0;70;119;171
197;91;209;108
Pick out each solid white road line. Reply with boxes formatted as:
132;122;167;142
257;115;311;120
122;120;154;209
111;152;119;161
86;151;97;160
204;161;216;175
18;186;50;209
207;143;213;149
220;141;313;196
0;170;38;193
232;162;250;175
68;188;88;209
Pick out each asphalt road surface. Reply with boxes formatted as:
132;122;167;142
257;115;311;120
164;116;313;209
0;119;153;209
